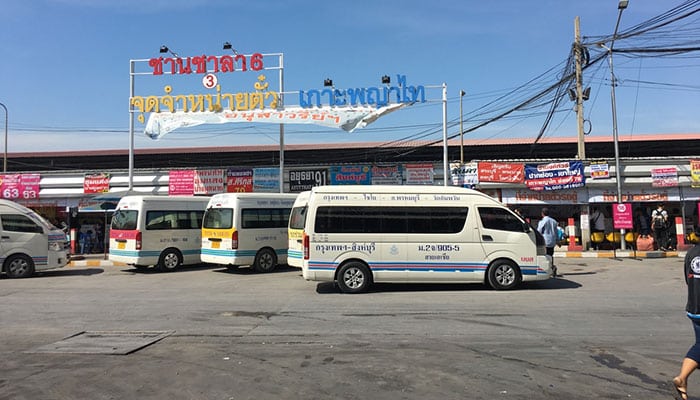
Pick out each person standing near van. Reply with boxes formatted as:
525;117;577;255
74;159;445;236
590;207;607;250
652;203;670;251
537;207;559;277
590;207;606;233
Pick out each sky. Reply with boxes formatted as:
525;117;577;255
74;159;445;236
0;0;698;154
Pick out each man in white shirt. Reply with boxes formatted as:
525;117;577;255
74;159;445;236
537;207;559;277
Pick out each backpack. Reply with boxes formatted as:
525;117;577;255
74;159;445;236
652;211;666;230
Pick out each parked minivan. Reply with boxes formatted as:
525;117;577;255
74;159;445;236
201;193;297;272
0;199;69;278
288;185;553;293
109;195;210;271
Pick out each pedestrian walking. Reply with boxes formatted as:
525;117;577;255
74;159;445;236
674;245;700;400
537;207;558;277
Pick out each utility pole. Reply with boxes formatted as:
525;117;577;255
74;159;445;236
574;16;586;160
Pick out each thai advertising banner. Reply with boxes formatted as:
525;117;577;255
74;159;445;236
588;186;680;203
0;173;40;200
501;188;586;205
288;169;328;193
525;161;585;191
83;173;110;194
691;160;700;188
405;163;434;185
330;165;371;185
590;162;610;179
253;168;280;192
612;203;634;230
651;167;678;187
478;162;524;183
144;105;407;139
227;169;253;193
168;170;195;195
450;162;477;187
194;169;225;195
371;164;402;185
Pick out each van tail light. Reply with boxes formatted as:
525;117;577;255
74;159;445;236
231;230;238;249
135;231;142;250
303;233;309;260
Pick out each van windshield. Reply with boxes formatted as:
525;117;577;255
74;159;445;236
203;208;233;229
111;210;138;230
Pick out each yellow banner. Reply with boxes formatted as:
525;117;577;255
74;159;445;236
692;160;700;188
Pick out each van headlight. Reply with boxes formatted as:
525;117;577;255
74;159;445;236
49;242;63;251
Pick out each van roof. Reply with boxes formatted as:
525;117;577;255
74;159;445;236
0;199;38;214
308;185;487;196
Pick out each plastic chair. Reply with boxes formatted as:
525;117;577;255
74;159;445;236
606;232;622;244
591;232;605;250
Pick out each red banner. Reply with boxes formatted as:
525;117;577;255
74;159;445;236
168;170;195;195
0;173;40;200
84;173;110;194
478;162;524;183
226;169;253;192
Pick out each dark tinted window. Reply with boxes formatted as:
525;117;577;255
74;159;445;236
241;208;291;229
1;214;43;233
146;210;204;230
315;206;468;234
478;207;527;232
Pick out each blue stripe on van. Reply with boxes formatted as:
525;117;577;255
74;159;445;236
308;261;543;275
110;249;201;258
288;250;303;259
201;248;288;258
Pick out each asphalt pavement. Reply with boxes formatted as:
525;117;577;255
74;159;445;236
0;255;694;400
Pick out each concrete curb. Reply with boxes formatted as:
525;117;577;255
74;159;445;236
68;258;126;267
554;250;684;258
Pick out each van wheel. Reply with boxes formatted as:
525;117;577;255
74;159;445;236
157;249;182;272
337;262;372;294
487;260;521;290
5;254;35;279
253;248;277;273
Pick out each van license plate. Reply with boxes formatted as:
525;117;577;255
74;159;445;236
212;241;220;249
118;242;125;249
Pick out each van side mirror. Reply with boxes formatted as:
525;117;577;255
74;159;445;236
522;222;531;233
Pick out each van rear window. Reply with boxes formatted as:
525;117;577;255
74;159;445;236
203;208;233;229
111;210;138;230
289;206;307;230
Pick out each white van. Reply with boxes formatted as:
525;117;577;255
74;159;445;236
288;185;553;293
0;199;69;278
201;193;297;272
109;195;210;271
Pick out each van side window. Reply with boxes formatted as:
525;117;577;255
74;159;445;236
315;206;468;234
241;208;292;229
478;207;526;232
1;214;43;233
146;210;203;230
